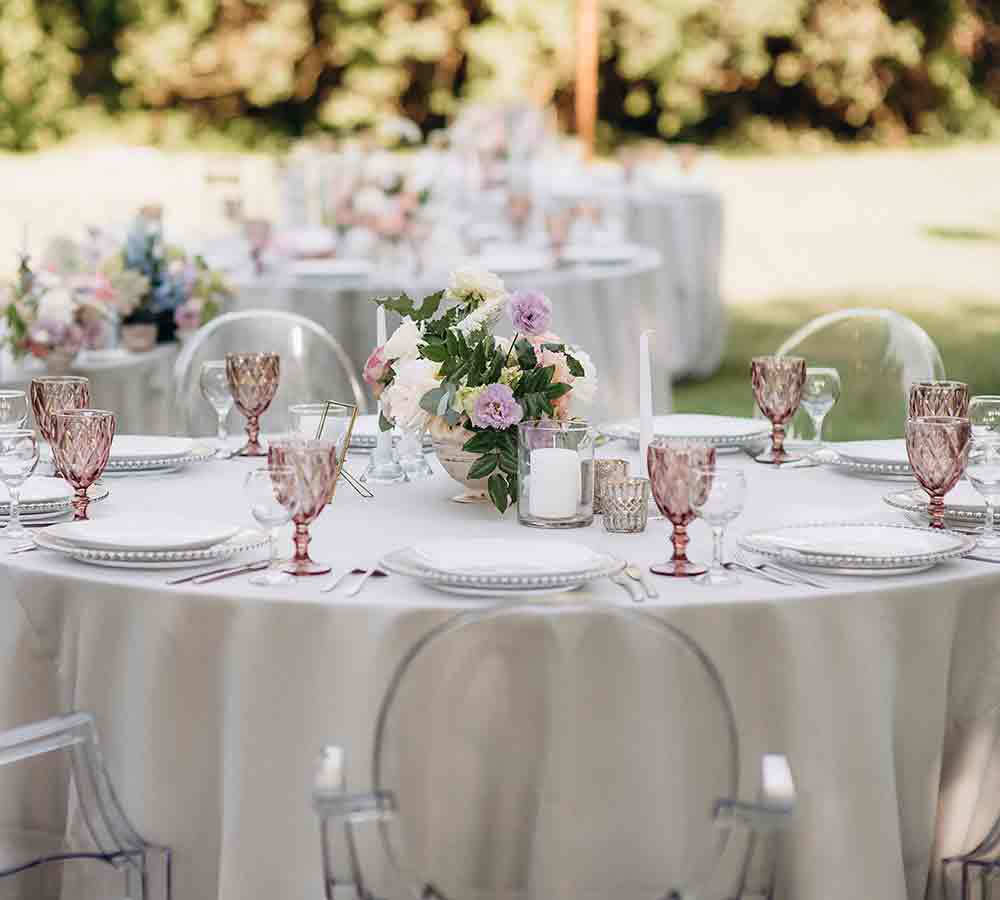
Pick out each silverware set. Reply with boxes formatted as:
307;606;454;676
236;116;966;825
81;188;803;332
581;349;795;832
611;563;659;602
167;560;269;585
728;553;830;589
321;567;388;595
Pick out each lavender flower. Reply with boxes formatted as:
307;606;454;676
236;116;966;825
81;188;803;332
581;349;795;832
473;383;523;430
508;289;552;336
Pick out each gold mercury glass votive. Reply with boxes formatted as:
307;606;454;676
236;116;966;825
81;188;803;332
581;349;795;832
593;458;630;514
602;477;651;533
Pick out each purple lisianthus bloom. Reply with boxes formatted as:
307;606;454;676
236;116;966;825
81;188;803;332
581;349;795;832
473;383;523;430
508;288;552;336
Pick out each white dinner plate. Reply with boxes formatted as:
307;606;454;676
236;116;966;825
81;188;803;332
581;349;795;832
475;250;553;275
382;539;625;597
561;244;641;265
600;415;770;451
884;483;997;528
0;477;72;506
828;440;912;479
740;522;974;575
45;516;242;552
110;435;193;461
290;258;373;279
32;528;267;570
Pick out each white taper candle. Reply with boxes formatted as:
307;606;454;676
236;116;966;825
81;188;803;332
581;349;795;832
376;305;387;347
639;329;655;477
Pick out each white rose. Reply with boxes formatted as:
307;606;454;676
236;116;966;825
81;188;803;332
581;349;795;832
568;345;598;413
353;187;391;218
445;266;505;305
36;288;76;325
382;358;440;431
363;151;404;190
382;317;423;362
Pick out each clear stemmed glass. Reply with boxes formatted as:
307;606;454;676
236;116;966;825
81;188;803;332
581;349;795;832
647;439;716;577
244;467;297;586
199;361;234;459
908;381;970;419
801;367;841;453
905;415;971;529
225;352;280;457
750;355;807;465
398;421;433;480
969;396;1000;444
51;409;116;520
689;465;747;586
0;430;39;540
965;441;1000;556
0;391;28;432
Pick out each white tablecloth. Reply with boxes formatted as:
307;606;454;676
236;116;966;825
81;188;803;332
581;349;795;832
2;445;997;900
0;346;178;436
231;252;667;423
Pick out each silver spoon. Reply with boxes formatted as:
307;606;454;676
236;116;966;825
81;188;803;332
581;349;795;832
624;564;658;600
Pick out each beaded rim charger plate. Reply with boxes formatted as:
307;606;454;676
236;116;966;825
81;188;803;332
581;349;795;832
739;521;974;576
827;440;913;480
599;414;770;452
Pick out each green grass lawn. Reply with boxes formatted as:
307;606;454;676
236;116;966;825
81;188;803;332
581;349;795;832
673;298;1000;439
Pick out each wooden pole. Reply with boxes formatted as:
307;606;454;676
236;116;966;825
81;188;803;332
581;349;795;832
575;0;599;160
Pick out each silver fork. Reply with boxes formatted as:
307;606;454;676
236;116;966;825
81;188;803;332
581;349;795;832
737;552;830;590
344;567;388;597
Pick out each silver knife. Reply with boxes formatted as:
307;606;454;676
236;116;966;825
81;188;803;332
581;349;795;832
168;561;259;585
191;561;270;585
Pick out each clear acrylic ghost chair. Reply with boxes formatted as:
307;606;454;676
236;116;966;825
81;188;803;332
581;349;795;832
0;712;171;899
173;310;367;438
773;308;945;441
313;603;794;900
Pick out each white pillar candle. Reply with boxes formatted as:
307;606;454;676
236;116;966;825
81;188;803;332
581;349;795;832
315;746;345;792
639;329;655;477
529;447;580;519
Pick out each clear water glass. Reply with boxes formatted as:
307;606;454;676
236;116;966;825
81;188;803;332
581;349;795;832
966;441;1000;554
244;467;296;586
0;391;28;432
0;430;40;540
969;396;1000;444
398;422;433;480
199;360;233;458
689;465;747;586
801;367;841;451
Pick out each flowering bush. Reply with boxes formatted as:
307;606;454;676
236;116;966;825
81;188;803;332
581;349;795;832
366;266;597;513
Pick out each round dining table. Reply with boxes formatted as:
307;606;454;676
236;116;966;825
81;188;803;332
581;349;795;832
2;438;997;900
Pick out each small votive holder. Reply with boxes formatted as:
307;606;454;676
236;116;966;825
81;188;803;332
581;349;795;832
602;477;651;533
517;419;594;529
593;458;629;514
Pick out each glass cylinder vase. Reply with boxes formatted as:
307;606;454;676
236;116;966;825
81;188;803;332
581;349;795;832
517;420;593;529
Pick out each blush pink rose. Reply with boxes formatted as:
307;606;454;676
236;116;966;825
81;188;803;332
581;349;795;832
364;346;389;398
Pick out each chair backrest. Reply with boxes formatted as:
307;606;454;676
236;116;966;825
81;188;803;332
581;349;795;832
775;308;945;441
173;310;367;437
318;602;746;900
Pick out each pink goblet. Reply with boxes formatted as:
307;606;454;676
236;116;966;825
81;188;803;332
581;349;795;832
750;355;807;465
225;352;280;457
905;415;971;529
51;409;116;520
268;438;342;576
908;381;970;419
30;376;91;475
647;439;716;577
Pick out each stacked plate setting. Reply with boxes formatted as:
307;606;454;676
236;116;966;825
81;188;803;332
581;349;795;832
884;482;996;532
740;522;974;576
0;477;95;526
600;414;771;454
33;515;267;569
42;435;214;475
827;440;912;479
381;538;625;597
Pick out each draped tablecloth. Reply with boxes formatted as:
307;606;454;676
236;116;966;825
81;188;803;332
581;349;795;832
2;445;998;900
230;251;667;423
0;345;178;436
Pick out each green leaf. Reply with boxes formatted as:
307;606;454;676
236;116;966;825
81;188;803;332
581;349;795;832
468;454;498;480
515;338;538;371
378;411;394;432
488;473;510;514
546;382;572;400
374;289;444;323
566;354;585;377
463;431;498;454
421;341;448;363
507;473;519;505
497;447;518;476
419;386;449;415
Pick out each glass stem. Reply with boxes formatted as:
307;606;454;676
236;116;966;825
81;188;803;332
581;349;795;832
268;526;280;569
811;412;826;449
9;483;21;532
984;498;996;543
216;410;228;446
712;525;725;571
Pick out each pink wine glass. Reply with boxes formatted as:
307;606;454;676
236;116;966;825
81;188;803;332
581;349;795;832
51;409;116;520
30;376;90;476
268;438;342;576
905;415;971;529
647;439;716;577
225;352;280;457
751;355;807;465
908;381;970;419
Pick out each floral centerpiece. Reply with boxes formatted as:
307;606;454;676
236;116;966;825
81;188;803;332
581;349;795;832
2;252;129;370
106;208;231;342
364;266;596;513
